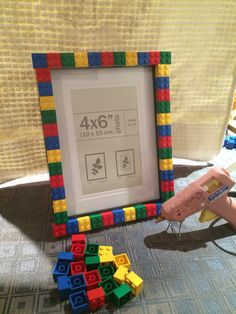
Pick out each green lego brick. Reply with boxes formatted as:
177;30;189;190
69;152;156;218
155;101;170;113
99;277;119;302
61;53;75;68
53;211;68;224
161;191;174;202
85;255;100;271
112;283;132;307
48;162;63;176
134;204;146;219
41;110;57;124
98;264;115;280
85;243;99;256
90;213;103;230
160;51;171;64
158;148;172;159
113;52;126;66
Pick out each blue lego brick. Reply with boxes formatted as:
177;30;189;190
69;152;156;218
156;203;162;216
66;218;79;235
58;252;74;263
57;276;71;300
32;53;48;68
44;136;60;150
159;170;174;181
138;52;149;65
155;77;169;89
69;290;89;314
69;274;86;293
88;52;101;66
37;82;53;96
157;125;171;136
51;187;65;201
112;208;125;224
52;261;70;282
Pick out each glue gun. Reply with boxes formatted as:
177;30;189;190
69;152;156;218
162;166;236;228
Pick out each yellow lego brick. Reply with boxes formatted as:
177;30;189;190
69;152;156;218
123;207;136;222
75;52;88;67
159;158;173;171
100;254;114;265
77;216;91;232
52;199;67;213
39;96;55;110
155;64;170;77
114;253;131;269
47;149;61;163
156;113;171;125
113;266;129;284
124;271;143;296
126;52;138;66
98;246;113;256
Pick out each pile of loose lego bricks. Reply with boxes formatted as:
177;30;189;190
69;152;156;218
53;234;143;313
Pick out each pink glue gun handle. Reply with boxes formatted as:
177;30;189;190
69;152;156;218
162;167;236;226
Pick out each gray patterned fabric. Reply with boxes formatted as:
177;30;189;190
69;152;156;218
0;176;236;313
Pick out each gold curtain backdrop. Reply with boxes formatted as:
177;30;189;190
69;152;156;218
0;0;236;183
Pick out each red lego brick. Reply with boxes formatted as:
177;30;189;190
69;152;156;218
50;175;64;188
52;223;66;238
161;180;174;192
72;234;86;245
158;136;172;148
43;123;58;137
156;89;170;102
47;53;62;68
35;68;51;82
145;204;157;217
84;270;101;290
101;52;114;66
101;211;114;227
149;51;160;64
71;244;86;261
87;287;105;311
70;261;86;275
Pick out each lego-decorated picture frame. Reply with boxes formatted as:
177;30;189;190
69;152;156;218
32;51;174;238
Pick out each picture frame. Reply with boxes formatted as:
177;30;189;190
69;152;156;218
32;51;174;238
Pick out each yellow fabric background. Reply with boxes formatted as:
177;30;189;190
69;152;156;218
0;0;236;183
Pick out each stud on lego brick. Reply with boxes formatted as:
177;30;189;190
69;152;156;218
52;223;66;238
149;51;160;64
87;287;105;311
124;271;143;296
69;290;89;314
85;256;100;271
99;277;119;301
101;52;114;66
112;209;125;224
98;246;113;256
36;68;51;82
47;53;62;68
113;266;129;284
125;52;138;66
58;252;74;263
32;53;48;68
156;113;171;126
158;147;172;159
72;234;86;245
101;211;114;227
47;149;61;163
88;52;101;66
71;244;85;261
98;264;115;280
51;187;65;201
90;213;103;230
70;261;86;275
70;274;86;293
85;243;99;256
78;216;91;232
52;199;67;213
61;53;75;68
114;254;131;269
39;96;55;110
159;158;173;171
134;204;146;220
45;136;60;150
75;52;88;67
145;204;157;217
138;52;149;65
156;101;171;113
113;52;126;65
123;207;136;222
161;180;174;192
52;261;70;282
50;174;64;188
66;218;79;235
112;283;132;307
54;211;68;224
84;270;101;290
38;82;53;96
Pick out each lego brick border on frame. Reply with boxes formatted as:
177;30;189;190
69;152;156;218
32;51;174;238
